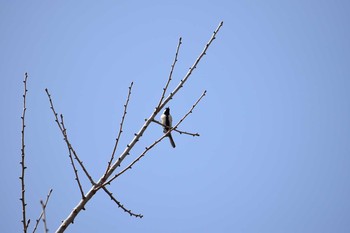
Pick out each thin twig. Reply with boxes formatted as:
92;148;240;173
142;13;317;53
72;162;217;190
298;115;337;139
61;115;85;199
104;82;133;177
45;89;138;217
158;21;223;110
20;72;30;233
55;21;223;233
65;135;95;186
102;187;143;218
157;37;182;108
62;113;139;216
104;90;206;185
45;88;94;183
40;200;48;233
104;134;169;185
152;119;200;136
33;189;53;233
45;88;87;198
172;90;207;132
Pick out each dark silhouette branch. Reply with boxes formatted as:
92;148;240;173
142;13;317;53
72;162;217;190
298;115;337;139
20;72;30;233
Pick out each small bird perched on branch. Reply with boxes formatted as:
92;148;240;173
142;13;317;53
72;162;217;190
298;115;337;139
161;107;176;148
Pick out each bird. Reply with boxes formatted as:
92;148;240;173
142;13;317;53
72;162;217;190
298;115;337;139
160;107;176;148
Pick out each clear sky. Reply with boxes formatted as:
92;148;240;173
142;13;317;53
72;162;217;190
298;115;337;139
1;1;350;232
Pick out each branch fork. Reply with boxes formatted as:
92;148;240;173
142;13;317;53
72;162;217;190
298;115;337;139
20;21;223;233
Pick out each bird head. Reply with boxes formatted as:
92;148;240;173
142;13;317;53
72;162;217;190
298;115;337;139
164;107;170;114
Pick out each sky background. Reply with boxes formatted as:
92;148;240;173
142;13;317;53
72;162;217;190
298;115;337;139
1;1;350;232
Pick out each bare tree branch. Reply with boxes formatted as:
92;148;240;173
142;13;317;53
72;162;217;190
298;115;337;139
100;22;221;186
172;90;207;131
104;90;206;185
157;21;223;110
20;72;30;233
33;189;53;233
157;37;182;108
101;187;143;218
60;114;85;199
40;200;48;233
151;119;200;137
55;21;223;233
104;82;133;177
45;88;140;220
60;115;95;186
45;89;87;198
104;134;169;186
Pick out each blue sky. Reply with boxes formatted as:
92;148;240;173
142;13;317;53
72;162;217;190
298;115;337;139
1;1;350;232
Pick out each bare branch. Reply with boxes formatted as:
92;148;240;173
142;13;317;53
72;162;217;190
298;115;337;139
55;21;223;233
64;134;95;186
40;200;48;233
45;88;87;198
63;114;136;216
104;134;169;186
45;88;63;132
101;187;143;218
104;82;133;177
172;90;207;132
60;114;85;199
157;37;182;108
151;119;200;137
104;22;222;183
157;21;223;110
104;90;206;185
33;189;53;233
46;89;136;220
20;72;30;233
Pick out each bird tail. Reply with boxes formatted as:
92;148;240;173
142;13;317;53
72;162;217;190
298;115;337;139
168;133;176;148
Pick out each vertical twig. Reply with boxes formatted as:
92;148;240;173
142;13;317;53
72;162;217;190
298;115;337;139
20;72;30;233
104;82;133;177
157;37;182;108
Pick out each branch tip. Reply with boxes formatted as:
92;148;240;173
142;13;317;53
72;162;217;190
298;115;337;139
103;82;133;174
